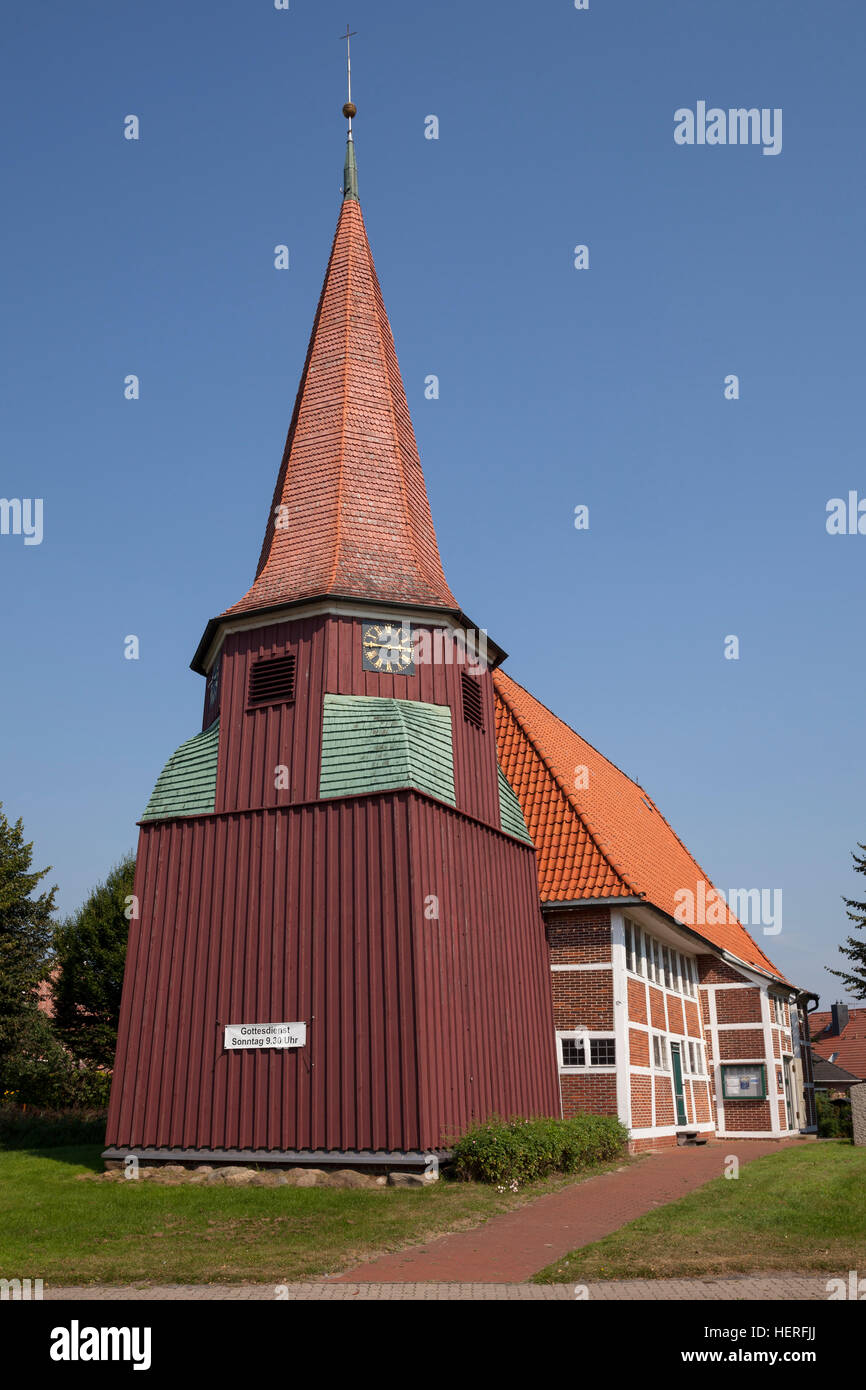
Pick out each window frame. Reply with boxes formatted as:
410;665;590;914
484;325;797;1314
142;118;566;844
556;1031;617;1073
651;1032;670;1072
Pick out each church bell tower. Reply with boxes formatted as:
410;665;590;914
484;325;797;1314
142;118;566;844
105;86;560;1167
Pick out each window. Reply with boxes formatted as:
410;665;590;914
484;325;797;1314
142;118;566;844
561;1037;585;1067
662;947;673;989
684;956;696;996
652;1034;669;1071
687;1041;704;1075
461;671;484;730
624;925;697;999
682;955;693;996
558;1035;616;1069
590;1038;616;1066
248;653;296;708
624;918;641;975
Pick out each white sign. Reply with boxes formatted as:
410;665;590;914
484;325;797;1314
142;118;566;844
224;1022;307;1051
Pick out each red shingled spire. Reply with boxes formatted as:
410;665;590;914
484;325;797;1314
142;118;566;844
224;164;457;620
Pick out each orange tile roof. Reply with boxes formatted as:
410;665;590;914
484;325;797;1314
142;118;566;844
225;196;457;619
810;1008;866;1079
494;668;787;981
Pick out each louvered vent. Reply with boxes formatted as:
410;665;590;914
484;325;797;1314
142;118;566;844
461;671;484;730
248;654;296;708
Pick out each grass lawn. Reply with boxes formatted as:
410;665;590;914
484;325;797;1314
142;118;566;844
0;1145;630;1286
533;1141;866;1282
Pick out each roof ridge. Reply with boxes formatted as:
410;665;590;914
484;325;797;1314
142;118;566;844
494;672;642;900
326;199;354;593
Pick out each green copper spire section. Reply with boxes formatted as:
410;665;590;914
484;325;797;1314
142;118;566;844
343;135;359;201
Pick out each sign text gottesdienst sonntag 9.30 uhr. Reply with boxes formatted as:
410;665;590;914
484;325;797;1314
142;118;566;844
223;1023;307;1050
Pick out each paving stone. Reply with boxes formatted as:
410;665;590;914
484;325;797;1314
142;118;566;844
41;1275;830;1302
341;1138;804;1283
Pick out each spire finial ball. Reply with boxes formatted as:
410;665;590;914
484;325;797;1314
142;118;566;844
343;102;357;119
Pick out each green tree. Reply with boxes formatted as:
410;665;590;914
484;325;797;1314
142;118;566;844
51;854;135;1068
0;803;56;1086
827;842;866;1001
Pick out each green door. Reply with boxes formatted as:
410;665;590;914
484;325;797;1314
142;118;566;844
670;1042;687;1126
783;1058;795;1130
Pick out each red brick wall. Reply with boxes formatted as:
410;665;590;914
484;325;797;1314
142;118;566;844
723;1098;771;1132
631;1134;679;1152
693;1081;712;1122
667;995;684;1036
631;1075;652;1127
545;908;611;964
655;1076;674;1125
628;976;647;1025
561;1073;617;1118
551;968;613;1029
649;986;666;1030
698;956;749;985
715;987;762;1023
629;1027;649;1067
717;1028;765;1059
684;1000;701;1038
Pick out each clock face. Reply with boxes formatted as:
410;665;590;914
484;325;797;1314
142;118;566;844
361;622;415;675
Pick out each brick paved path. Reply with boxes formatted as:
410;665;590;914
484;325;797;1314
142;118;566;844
337;1139;800;1283
42;1275;828;1301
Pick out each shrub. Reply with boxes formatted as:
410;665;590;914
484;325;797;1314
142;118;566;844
449;1113;628;1185
0;1106;107;1149
816;1091;853;1140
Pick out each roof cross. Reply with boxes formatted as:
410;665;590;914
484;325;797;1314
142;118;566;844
340;25;358;130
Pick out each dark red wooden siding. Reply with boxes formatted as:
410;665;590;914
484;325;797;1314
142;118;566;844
211;615;500;827
106;792;559;1154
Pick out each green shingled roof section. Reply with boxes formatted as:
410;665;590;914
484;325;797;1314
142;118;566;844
497;764;534;844
320;695;455;806
141;719;220;822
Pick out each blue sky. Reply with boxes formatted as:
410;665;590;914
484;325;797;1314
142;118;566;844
1;0;863;1000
